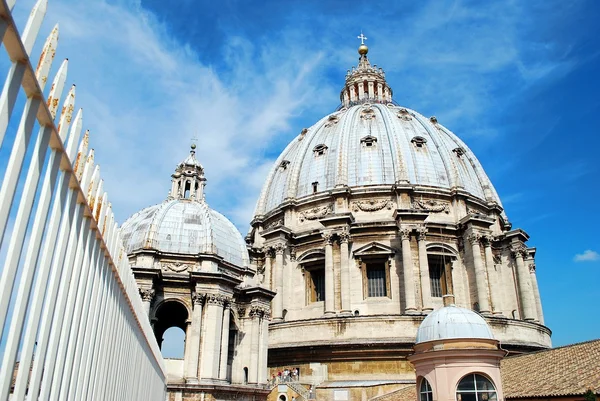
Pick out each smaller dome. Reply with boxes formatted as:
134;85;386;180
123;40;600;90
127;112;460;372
416;305;494;344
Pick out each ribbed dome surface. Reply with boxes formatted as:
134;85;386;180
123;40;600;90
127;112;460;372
255;103;501;216
121;199;249;267
416;305;495;344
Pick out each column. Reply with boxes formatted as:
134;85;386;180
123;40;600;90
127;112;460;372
264;248;273;289
139;288;155;317
272;243;285;321
468;233;491;314
200;294;224;381
258;309;270;384
377;82;383;102
400;228;417;314
368;81;374;99
358;82;365;100
350;86;356;102
218;301;231;381
529;263;545;324
416;227;432;313
339;230;351;314
482;236;503;315
185;293;204;382
512;246;537;321
323;232;335;315
248;307;261;384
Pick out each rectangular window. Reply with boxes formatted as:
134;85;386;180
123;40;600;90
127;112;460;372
366;261;388;297
428;254;448;298
307;267;325;303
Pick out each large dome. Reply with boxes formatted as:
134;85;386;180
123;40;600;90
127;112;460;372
416;305;495;344
255;103;501;216
121;146;249;267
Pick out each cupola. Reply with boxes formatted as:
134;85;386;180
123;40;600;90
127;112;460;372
169;144;207;201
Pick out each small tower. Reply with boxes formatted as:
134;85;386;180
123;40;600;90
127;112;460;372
169;144;207;201
409;305;507;401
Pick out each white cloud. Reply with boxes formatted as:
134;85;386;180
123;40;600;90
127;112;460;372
574;250;600;262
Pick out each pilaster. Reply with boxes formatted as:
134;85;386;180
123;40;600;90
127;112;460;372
400;227;417;314
416;226;432;313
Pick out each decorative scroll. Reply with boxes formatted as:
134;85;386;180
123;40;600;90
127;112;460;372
352;199;393;212
325;114;339;127
161;261;192;273
360;106;375;120
412;199;450;214
298;204;332;222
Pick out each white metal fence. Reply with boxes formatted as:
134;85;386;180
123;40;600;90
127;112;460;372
0;0;166;400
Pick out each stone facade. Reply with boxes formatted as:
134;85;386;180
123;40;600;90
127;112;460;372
123;147;274;400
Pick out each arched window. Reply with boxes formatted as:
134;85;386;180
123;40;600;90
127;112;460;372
419;377;433;401
456;373;497;401
153;300;189;359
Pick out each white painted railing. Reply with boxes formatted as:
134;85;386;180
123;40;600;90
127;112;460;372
0;0;166;400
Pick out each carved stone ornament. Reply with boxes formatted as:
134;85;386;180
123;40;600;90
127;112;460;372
265;219;284;230
249;305;271;319
289;246;297;261
192;293;205;306
298;204;332;222
352;199;393;212
205;294;226;306
322;232;335;245
493;254;502;265
529;263;536;273
510;245;529;259
274;243;286;255
360;106;376;120
416;226;428;241
161;261;192;273
139;288;155;303
412;199;450;213
338;229;351;243
400;227;412;240
467;233;482;245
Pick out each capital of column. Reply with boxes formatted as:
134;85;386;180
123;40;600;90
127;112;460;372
191;293;205;306
274;242;286;255
511;244;528;259
289;246;297;261
528;263;536;273
467;233;482;245
400;227;412;240
139;288;155;303
338;228;351;244
249;305;271;320
322;231;335;245
265;247;275;258
205;294;228;306
416;226;428;241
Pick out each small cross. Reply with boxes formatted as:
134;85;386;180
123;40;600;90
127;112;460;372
357;32;367;45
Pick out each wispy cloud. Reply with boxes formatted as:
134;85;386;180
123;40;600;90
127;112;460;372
574;250;600;262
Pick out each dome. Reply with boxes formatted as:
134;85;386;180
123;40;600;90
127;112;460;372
416;305;495;344
121;200;249;267
120;145;249;267
254;47;502;217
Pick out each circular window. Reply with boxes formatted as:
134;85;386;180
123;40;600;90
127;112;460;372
419;378;433;401
456;373;497;401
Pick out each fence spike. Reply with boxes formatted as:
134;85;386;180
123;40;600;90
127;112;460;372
87;165;100;206
65;108;83;162
46;59;68;120
56;84;76;143
21;0;48;56
92;179;103;219
74;130;89;179
79;149;95;192
35;24;58;91
7;0;16;11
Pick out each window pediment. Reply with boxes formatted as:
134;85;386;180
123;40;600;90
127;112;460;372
297;249;325;264
353;242;395;259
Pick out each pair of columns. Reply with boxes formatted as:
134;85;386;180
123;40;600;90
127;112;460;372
185;293;232;383
248;306;270;384
511;246;539;322
322;230;351;315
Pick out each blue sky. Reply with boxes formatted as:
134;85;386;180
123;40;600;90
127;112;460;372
7;0;599;349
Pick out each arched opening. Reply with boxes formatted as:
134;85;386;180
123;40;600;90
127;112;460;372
161;327;185;358
226;312;238;381
153;300;189;358
426;245;457;299
419;377;433;401
456;373;497;401
184;181;191;198
278;395;287;401
243;367;248;384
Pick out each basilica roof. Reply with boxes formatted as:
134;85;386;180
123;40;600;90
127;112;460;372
415;305;495;344
120;146;249;267
254;44;502;216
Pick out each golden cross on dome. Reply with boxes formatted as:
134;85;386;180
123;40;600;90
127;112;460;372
357;32;367;45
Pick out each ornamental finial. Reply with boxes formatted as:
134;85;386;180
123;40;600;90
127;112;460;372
357;32;368;55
